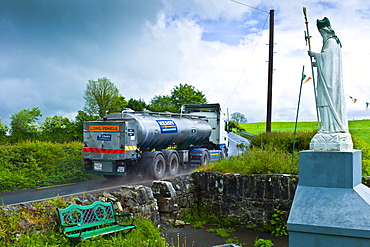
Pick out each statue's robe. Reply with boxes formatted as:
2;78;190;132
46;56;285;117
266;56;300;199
314;38;348;133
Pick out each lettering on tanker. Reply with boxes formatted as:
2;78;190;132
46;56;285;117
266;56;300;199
156;120;178;134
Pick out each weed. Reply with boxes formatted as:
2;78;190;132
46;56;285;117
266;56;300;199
270;206;287;237
6;215;167;247
51;196;70;209
247;221;257;230
19;203;53;227
226;236;246;246
198;145;296;175
207;227;235;237
254;238;274;247
192;221;205;229
182;202;236;228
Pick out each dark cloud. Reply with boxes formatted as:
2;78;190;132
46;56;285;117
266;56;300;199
0;0;164;124
0;0;368;126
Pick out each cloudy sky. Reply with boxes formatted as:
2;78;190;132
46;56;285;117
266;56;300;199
1;0;369;126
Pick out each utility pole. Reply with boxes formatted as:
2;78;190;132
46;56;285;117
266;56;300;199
266;9;274;132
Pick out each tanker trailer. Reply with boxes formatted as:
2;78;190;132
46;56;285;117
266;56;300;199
83;103;228;179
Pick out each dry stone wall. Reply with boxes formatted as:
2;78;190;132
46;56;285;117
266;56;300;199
161;171;298;226
1;185;159;238
2;172;300;238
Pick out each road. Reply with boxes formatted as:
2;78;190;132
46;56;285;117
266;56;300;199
0;175;159;206
228;132;251;156
0;133;250;206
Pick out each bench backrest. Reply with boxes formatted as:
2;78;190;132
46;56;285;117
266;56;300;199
58;201;116;231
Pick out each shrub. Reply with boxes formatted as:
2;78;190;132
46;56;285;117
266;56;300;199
208;131;368;176
199;146;297;175
249;131;316;153
0;141;96;192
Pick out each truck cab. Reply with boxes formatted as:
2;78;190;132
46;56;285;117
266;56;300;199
181;103;229;149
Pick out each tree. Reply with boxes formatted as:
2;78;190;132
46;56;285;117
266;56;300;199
108;95;128;113
170;83;207;113
0;118;8;136
10;107;42;140
40;115;73;142
147;95;176;112
75;110;99;124
83;77;121;118
126;98;147;111
72;110;99;141
231;112;247;124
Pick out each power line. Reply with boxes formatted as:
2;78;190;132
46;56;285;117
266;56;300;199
222;12;270;108
230;0;269;13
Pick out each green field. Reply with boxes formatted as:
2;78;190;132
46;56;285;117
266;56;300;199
240;119;370;143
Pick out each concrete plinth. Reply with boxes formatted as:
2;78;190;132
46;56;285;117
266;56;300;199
287;150;370;247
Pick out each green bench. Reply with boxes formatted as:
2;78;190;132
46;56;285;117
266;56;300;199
57;201;136;240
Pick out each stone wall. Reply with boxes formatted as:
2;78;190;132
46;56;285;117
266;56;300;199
1;185;159;238
159;171;298;226
2;172;299;238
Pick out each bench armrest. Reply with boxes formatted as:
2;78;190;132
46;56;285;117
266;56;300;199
115;213;135;226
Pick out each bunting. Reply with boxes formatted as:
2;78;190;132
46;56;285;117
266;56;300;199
348;96;370;110
301;74;312;83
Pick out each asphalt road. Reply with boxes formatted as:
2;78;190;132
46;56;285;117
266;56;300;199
0;175;157;206
0;133;250;206
228;132;251;156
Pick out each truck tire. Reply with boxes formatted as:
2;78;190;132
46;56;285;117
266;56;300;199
167;152;179;177
201;150;209;166
150;154;166;180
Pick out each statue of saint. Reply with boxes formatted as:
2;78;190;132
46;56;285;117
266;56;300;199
308;17;353;151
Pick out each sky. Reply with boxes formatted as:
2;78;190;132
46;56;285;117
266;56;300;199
1;0;370;126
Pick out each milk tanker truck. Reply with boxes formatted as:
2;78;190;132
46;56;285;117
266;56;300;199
82;103;229;179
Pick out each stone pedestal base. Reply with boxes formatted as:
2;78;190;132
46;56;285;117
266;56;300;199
287;150;370;247
310;132;353;151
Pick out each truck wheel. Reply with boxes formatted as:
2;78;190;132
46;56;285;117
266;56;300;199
167;153;179;177
150;154;166;180
201;150;209;166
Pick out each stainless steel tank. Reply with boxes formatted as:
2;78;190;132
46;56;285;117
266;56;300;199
106;110;212;150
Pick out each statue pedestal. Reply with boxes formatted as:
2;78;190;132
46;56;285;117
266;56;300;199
310;132;353;151
287;150;370;246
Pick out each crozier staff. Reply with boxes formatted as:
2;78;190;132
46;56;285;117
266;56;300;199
308;17;349;134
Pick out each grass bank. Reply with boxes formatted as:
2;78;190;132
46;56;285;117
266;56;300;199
200;123;370;176
240;119;370;143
